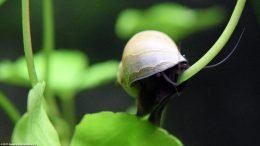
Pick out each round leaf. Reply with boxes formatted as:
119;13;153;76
81;60;119;89
115;3;225;40
71;112;183;146
15;49;88;94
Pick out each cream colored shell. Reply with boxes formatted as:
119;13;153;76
117;30;187;97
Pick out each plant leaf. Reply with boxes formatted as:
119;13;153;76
1;50;118;96
16;49;88;92
80;60;119;89
0;0;6;6
70;112;183;146
0;60;30;85
115;3;225;40
12;82;61;146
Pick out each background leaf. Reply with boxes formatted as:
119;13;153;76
0;50;119;96
16;49;88;93
80;60;119;89
0;60;30;85
0;0;5;6
70;112;183;146
115;3;225;40
11;82;61;146
0;49;88;91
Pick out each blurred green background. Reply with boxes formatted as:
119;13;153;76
0;0;259;146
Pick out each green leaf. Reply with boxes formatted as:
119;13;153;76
70;112;183;146
115;3;225;40
0;60;30;85
81;60;119;89
12;82;61;146
17;49;88;92
1;49;88;94
0;0;6;6
1;50;118;96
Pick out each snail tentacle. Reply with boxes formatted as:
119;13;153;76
161;72;180;96
205;28;245;69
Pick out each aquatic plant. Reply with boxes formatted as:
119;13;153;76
0;0;245;146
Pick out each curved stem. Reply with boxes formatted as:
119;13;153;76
178;0;246;84
0;92;21;124
22;0;38;86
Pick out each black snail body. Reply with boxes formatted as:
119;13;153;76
117;30;189;126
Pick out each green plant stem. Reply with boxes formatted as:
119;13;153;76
0;92;21;124
22;0;38;86
45;90;60;117
42;0;60;122
61;94;76;136
43;0;54;84
178;0;246;84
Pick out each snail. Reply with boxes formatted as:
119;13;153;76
117;30;189;125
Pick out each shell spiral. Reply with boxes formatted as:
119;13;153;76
117;30;187;97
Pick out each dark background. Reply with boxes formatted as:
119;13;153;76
0;0;259;146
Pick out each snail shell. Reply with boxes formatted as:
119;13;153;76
117;30;187;97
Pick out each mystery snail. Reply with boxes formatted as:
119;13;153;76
117;30;189;125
